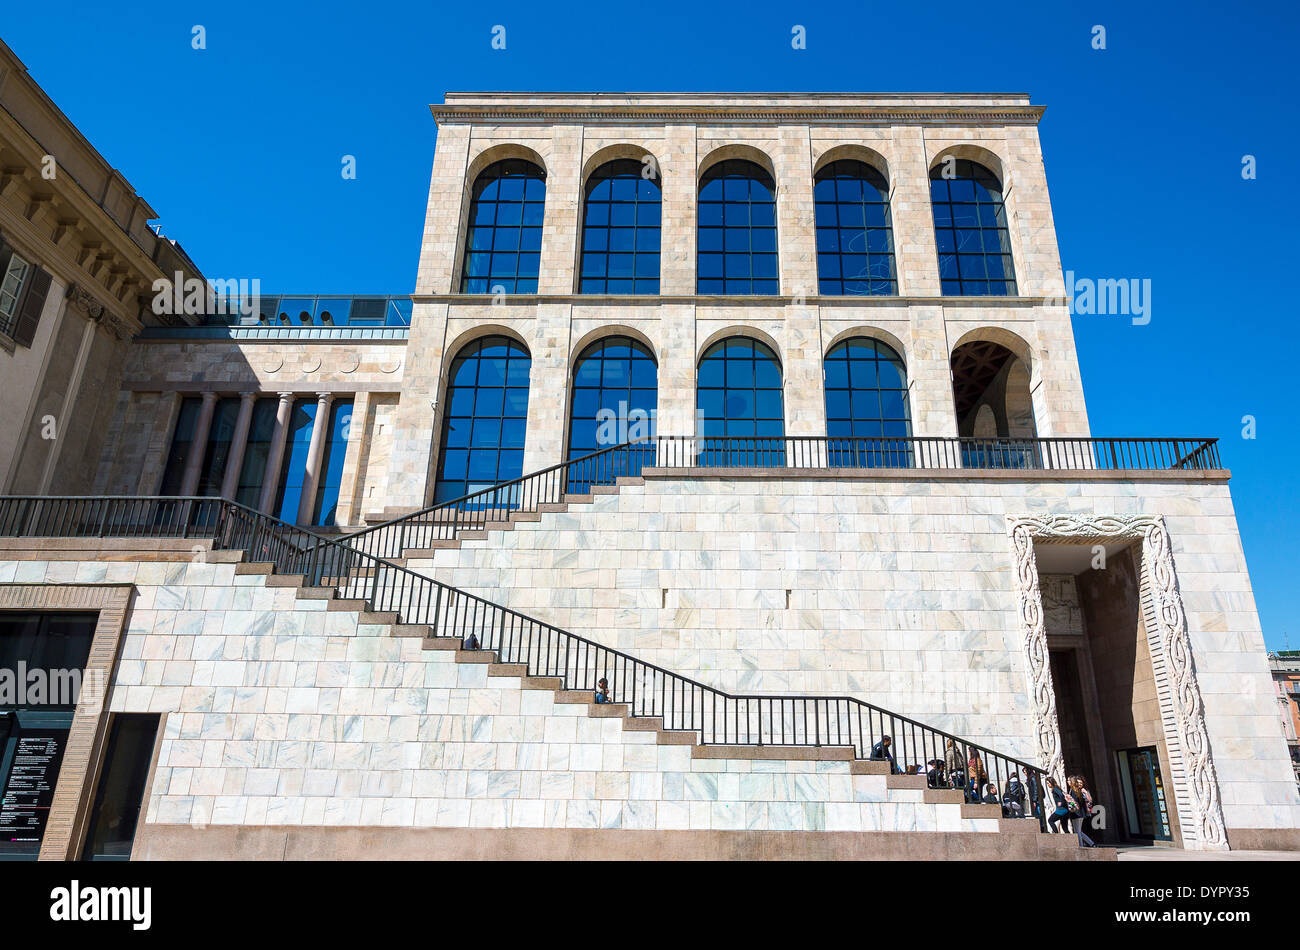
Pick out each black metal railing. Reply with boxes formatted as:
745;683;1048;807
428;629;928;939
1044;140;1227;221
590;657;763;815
344;435;1221;559
0;493;1044;809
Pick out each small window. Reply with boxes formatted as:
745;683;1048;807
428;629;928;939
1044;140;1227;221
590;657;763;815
0;248;32;337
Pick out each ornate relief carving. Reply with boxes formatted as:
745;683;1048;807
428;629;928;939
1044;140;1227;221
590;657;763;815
65;281;130;340
1006;514;1229;850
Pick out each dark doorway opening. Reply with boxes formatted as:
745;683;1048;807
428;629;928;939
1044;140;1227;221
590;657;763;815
81;713;160;861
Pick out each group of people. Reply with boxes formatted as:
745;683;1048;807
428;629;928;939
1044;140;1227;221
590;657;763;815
872;736;1100;847
469;650;1102;850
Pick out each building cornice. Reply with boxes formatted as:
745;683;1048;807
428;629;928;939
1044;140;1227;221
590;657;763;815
429;104;1045;127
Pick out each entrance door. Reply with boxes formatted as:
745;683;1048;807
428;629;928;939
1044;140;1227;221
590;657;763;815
1048;648;1095;779
1116;746;1173;841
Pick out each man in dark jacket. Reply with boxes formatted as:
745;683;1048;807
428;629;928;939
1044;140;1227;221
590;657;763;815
870;735;900;774
1003;772;1027;818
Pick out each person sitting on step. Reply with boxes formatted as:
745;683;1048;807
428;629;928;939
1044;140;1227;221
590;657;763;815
594;677;610;704
1003;771;1027;818
870;735;900;774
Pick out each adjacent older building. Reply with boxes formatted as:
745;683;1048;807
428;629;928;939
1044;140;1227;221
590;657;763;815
1;81;1297;859
1270;652;1300;786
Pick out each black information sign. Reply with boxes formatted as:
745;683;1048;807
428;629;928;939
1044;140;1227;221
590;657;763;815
0;727;68;845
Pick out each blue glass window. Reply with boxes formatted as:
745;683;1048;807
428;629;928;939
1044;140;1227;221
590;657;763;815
815;161;896;295
824;337;911;467
930;160;1017;296
567;336;657;491
158;397;202;495
696;337;784;465
234;399;281;509
460;160;546;294
313;399;354;526
697;160;779;295
580;160;661;294
272;398;318;522
435;336;531;504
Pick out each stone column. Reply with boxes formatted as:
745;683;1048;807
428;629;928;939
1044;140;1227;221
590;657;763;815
219;392;258;500
178;391;218;496
297;392;334;525
258;392;296;513
333;391;371;526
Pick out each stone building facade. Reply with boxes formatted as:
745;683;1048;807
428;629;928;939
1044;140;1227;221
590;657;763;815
1;85;1297;859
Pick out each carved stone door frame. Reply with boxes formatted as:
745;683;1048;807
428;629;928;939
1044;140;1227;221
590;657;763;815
1007;515;1228;850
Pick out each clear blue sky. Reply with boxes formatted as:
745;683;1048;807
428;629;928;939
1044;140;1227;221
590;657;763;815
4;0;1297;650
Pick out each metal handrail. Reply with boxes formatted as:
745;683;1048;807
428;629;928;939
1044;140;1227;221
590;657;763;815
341;434;1221;560
0;493;1046;805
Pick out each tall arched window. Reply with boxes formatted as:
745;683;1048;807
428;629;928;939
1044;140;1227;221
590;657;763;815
950;338;1038;468
567;336;658;490
460;159;546;294
434;336;531;504
696;336;784;466
929;159;1017;296
697;160;778;295
815;161;896;295
579;160;661;294
824;337;911;467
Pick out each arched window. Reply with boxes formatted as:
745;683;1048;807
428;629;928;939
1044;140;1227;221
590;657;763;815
460;159;546;294
697;160;778;295
929;159;1017;296
567;336;658;490
815;161;896;295
696;336;784;466
579;160;661;294
824;337;911;467
950;339;1038;468
434;336;531;504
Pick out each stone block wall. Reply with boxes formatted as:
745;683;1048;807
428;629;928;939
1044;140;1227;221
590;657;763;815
404;473;1300;836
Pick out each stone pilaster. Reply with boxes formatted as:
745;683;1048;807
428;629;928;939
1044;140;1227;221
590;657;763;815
537;126;584;295
659;125;697;295
889;125;941;297
908;306;957;442
385;302;449;509
783;302;824;437
774;125;817;297
334;389;371;526
415;124;472;295
521;303;572;472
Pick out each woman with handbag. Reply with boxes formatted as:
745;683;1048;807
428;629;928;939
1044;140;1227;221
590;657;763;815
1068;775;1098;847
1045;776;1074;834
